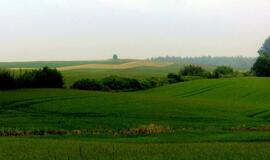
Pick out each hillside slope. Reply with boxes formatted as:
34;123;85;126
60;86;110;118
0;77;270;142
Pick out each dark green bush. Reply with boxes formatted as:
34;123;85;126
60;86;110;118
0;69;15;89
252;56;270;77
33;67;64;88
213;66;234;78
0;67;64;90
167;73;183;83
72;76;143;91
180;65;210;77
71;79;104;91
141;77;167;89
102;76;142;91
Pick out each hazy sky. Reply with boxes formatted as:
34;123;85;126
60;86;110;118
1;0;270;61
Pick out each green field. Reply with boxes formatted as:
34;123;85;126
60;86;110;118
1;75;270;159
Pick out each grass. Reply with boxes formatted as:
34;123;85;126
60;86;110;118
1;76;270;159
1;138;270;160
1;77;270;135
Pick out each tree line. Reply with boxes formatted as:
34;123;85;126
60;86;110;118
150;56;256;69
0;67;63;90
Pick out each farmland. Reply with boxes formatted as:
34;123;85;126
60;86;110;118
1;60;270;159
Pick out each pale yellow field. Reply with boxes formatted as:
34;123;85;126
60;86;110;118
57;60;173;71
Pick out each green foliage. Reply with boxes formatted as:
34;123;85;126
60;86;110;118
151;56;256;69
71;79;104;91
252;56;270;77
213;66;234;78
180;65;210;78
102;76;142;91
72;76;143;91
167;73;183;83
0;67;63;90
0;69;15;89
113;54;118;61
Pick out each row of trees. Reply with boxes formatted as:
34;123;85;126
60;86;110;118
0;67;63;90
151;56;256;69
71;76;167;91
167;65;237;83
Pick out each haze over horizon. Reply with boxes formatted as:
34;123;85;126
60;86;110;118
1;0;270;62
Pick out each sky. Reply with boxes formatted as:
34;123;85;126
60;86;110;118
1;0;270;61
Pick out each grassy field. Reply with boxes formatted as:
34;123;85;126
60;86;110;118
1;138;270;160
0;60;269;159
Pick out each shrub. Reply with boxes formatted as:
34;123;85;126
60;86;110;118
213;66;234;78
167;73;183;83
0;69;15;89
71;79;103;91
252;56;270;77
0;67;64;90
33;67;64;88
102;76;142;91
180;65;209;77
141;77;167;89
72;76;143;91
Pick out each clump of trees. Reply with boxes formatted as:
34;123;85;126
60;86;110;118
252;56;270;77
0;67;64;90
0;69;15;89
252;36;270;77
167;65;236;83
180;65;212;78
71;76;168;91
213;66;234;78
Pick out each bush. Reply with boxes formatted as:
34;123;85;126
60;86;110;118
33;67;64;88
72;76;143;91
167;73;183;83
102;76;142;91
141;77;167;89
251;56;270;77
180;65;209;77
213;66;234;78
0;69;15;89
0;67;64;90
71;79;104;91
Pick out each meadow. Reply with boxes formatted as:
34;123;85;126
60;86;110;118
1;60;270;159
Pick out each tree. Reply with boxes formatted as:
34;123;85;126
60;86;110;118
252;56;270;77
258;36;270;57
113;54;118;61
252;36;270;77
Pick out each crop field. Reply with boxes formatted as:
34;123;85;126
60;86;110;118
1;76;270;159
2;60;219;87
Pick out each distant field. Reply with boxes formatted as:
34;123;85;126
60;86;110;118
0;59;131;68
1;59;247;87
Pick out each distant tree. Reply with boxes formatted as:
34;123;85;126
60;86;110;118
252;56;270;77
213;66;234;78
113;54;118;61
